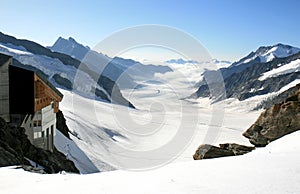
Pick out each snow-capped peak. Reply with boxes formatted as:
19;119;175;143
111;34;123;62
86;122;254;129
232;43;300;67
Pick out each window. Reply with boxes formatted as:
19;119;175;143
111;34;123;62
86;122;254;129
33;120;42;127
34;132;42;139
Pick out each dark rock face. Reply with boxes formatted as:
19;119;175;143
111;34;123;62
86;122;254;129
0;117;79;174
254;86;296;110
193;143;255;160
52;74;73;90
0;141;23;166
243;84;300;147
56;111;71;139
98;75;135;108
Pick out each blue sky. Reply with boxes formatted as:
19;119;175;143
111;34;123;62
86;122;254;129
0;0;299;62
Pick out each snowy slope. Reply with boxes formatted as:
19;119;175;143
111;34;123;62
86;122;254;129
0;42;112;101
51;59;260;173
259;59;300;81
1;130;300;194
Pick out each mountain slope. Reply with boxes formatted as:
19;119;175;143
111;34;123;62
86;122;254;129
49;37;172;89
0;32;134;108
194;44;300;108
222;43;300;79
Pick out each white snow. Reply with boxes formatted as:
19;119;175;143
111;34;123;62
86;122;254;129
259;45;300;63
1;130;300;194
52;60;260;172
249;87;264;93
0;43;32;55
259;59;300;81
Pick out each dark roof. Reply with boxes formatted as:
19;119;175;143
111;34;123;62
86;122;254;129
0;53;12;67
0;53;63;99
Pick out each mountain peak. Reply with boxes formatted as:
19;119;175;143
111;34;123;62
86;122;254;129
50;36;90;60
68;37;78;44
231;43;300;69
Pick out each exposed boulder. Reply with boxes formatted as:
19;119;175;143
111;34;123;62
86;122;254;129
219;143;255;155
243;84;300;147
193;143;255;160
0;117;79;174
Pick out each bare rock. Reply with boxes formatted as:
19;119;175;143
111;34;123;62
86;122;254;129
193;143;255;160
0;117;79;174
243;84;300;147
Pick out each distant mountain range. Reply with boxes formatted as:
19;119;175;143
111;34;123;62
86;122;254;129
49;36;172;89
194;43;300;109
165;58;231;69
165;58;200;64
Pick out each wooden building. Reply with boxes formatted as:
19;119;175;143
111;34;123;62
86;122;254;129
0;53;63;151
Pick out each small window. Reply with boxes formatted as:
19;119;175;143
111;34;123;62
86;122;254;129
33;120;42;127
34;132;42;139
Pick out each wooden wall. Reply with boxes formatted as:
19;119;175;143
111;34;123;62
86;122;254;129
34;74;62;113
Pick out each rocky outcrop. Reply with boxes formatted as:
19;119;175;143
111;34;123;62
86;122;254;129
56;110;71;139
243;84;300;147
193;143;255;160
0;117;79;174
